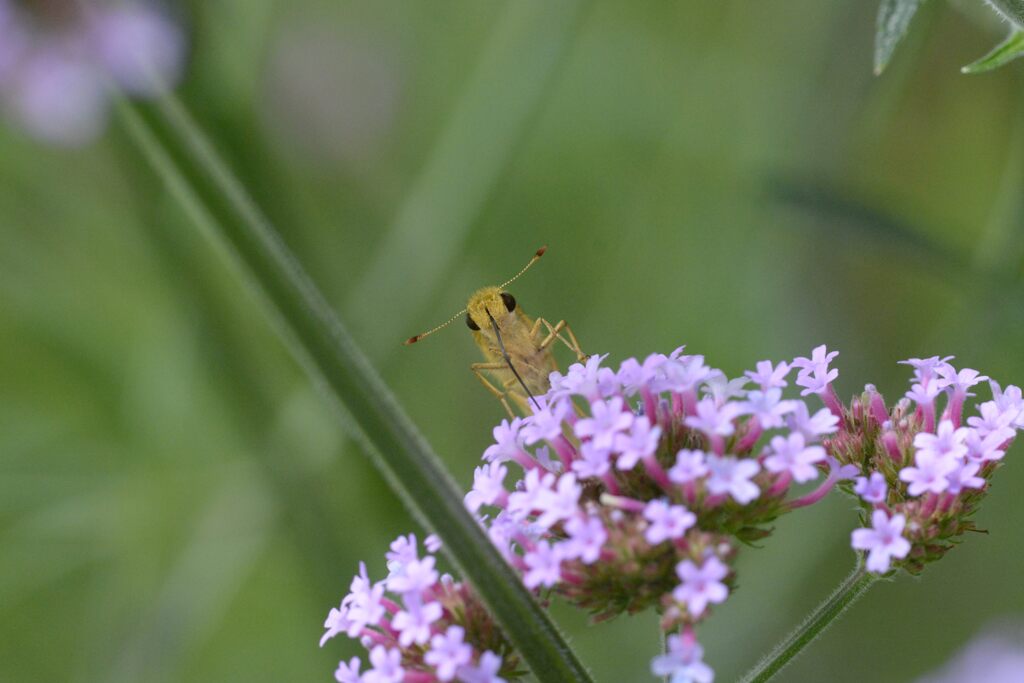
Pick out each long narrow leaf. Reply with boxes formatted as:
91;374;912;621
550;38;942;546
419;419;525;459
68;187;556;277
874;0;925;75
962;29;1024;74
115;93;594;683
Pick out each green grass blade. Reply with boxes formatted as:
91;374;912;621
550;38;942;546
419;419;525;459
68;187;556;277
874;0;925;75
114;93;593;682
962;29;1024;74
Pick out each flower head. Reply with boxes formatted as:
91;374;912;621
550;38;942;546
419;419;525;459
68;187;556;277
0;1;185;145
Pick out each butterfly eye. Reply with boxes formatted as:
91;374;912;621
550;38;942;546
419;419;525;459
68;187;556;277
465;313;480;331
501;292;516;312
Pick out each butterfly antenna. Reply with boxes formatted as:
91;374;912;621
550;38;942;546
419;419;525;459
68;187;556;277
403;306;468;345
498;245;547;290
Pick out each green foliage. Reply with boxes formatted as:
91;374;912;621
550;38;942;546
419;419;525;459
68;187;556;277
962;30;1024;74
115;92;594;683
874;0;926;75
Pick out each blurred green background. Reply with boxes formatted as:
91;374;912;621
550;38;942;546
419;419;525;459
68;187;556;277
3;1;1024;681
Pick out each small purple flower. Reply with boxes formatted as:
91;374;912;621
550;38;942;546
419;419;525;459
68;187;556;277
763;432;826;483
746;359;791;390
574;396;634;450
853;472;887;504
851;510;910;573
650;633;714;683
990;381;1024;427
572;440;613;478
964;429;1010;463
900;450;958;496
785;401;839;441
483;418;526;464
345;563;386;638
740;388;795;429
669;449;709;484
906;381;942;406
663;355;716;395
945;460;985;495
794;364;838;397
523;541;564;588
673;555;729;617
321;602;352;647
386;555;439;595
521;399;571;445
551;354;616;399
615;415;662;470
425;534;443;553
486;511;524;560
507;469;555;519
793;344;839;374
900;356;955;386
705;454;761;504
684;397;741;438
392;596;443;647
464;463;508;513
386;533;418;573
334;657;362;683
455;651;506;683
426;625;474;682
936;365;989;394
967;401;1019;438
0;0;187;146
616;356;652;395
643;500;696;544
535;473;582;530
914;420;969;462
7;46;108;147
364;645;404;683
562;515;607;564
702;373;748;405
88;2;185;95
792;345;839;397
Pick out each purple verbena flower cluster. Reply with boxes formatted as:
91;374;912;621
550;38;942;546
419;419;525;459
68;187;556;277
320;534;518;683
466;346;856;681
835;357;1020;574
0;0;184;145
321;345;1018;682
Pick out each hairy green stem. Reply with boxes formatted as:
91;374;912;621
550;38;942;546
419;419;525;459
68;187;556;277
115;91;593;683
988;0;1024;28
737;562;878;683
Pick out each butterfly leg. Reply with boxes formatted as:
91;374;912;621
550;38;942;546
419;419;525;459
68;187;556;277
536;318;587;362
471;362;517;418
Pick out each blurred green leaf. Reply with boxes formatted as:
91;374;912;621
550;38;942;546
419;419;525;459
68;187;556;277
962;30;1024;74
114;93;594;683
767;177;965;271
986;0;1024;28
874;0;925;75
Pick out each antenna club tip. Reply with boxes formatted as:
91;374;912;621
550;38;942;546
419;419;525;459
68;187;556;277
403;335;420;346
536;245;548;257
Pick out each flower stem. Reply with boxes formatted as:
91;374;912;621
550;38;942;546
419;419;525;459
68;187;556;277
736;561;878;683
114;91;594;683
